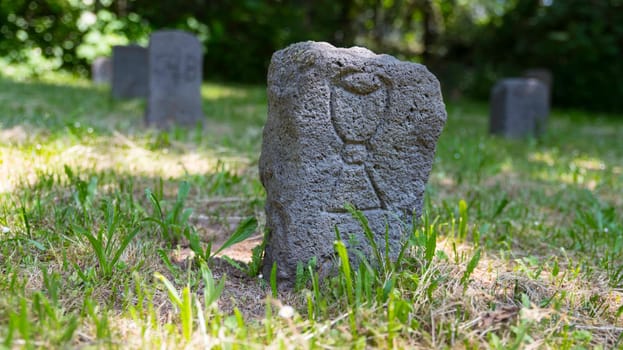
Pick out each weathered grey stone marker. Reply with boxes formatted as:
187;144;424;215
523;68;553;110
259;41;447;286
111;45;148;99
489;78;549;138
91;57;111;85
145;30;204;128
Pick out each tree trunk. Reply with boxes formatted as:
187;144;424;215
421;0;438;65
335;0;356;46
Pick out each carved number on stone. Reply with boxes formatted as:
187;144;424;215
154;53;180;84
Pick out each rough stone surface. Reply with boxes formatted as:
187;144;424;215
259;41;447;285
489;78;549;138
145;30;204;128
91;57;111;85
111;45;148;99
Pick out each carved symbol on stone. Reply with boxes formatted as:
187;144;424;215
154;53;181;86
183;54;200;82
153;53;200;85
328;71;389;212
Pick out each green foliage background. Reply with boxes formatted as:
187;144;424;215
1;0;622;113
468;0;623;113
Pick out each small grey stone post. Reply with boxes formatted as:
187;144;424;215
145;30;204;128
111;45;148;99
523;67;553;110
92;57;111;85
489;78;549;138
259;41;447;286
522;68;552;92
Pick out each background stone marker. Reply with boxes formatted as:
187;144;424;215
259;41;447;286
91;57;111;85
111;45;148;99
523;68;553;92
489;78;549;138
145;30;204;128
523;68;553;108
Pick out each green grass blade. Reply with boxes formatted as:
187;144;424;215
211;216;257;257
59;315;79;343
76;226;108;276
17;298;30;343
154;272;182;308
195;298;208;343
181;286;193;341
461;248;481;288
345;204;383;267
103;200;119;256
157;249;177;273
458;199;468;241
201;263;225;307
177;181;190;201
425;224;437;267
270;262;278;298
145;189;164;220
334;240;354;306
20;206;31;237
110;227;140;268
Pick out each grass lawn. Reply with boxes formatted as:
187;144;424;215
0;72;622;349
